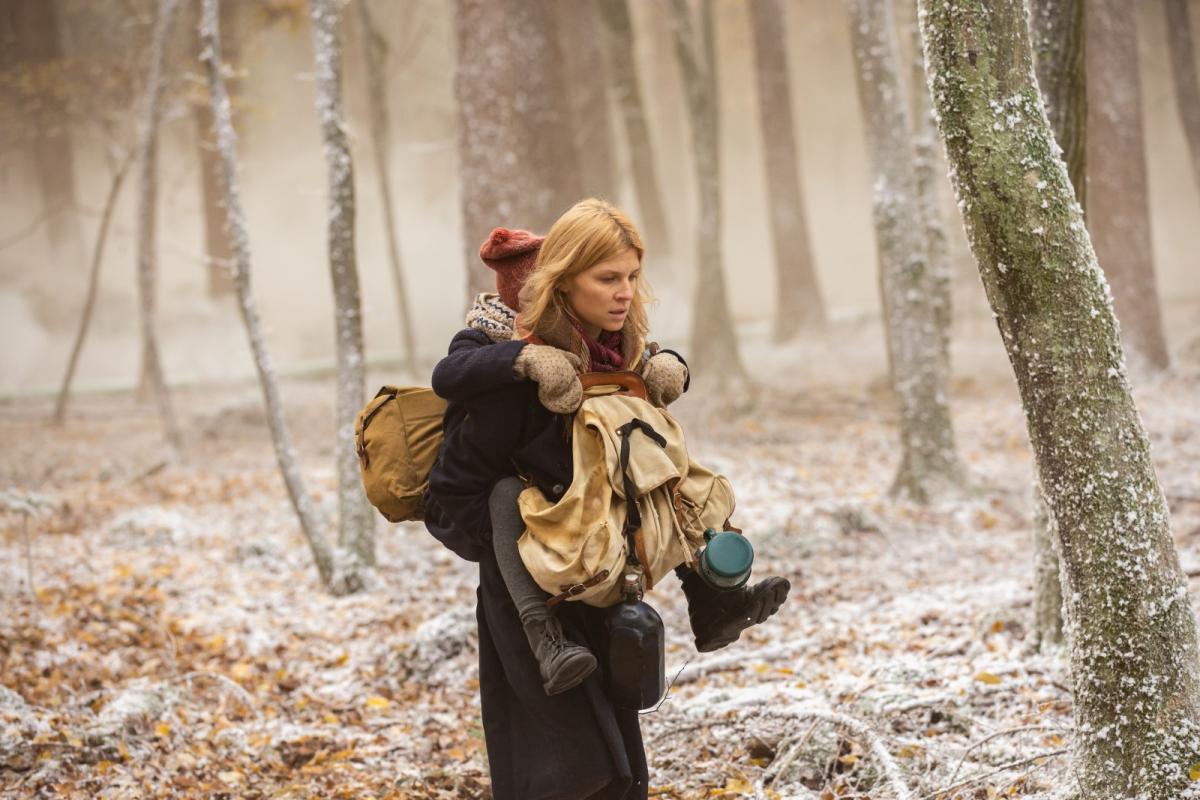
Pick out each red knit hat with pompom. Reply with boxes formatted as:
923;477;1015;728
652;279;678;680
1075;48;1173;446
479;227;544;311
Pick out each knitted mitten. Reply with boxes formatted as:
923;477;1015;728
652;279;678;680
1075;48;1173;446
513;345;584;414
641;352;689;407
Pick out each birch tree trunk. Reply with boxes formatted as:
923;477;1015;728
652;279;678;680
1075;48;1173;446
595;0;670;254
748;0;825;339
1164;0;1200;201
308;0;375;568
354;0;418;377
135;0;183;451
200;0;359;596
1028;0;1085;654
920;2;1200;795
1088;0;1171;374
188;0;236;299
848;0;965;503
669;0;747;383
54;153;133;424
454;0;582;302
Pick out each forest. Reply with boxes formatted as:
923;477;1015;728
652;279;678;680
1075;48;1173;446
2;0;1200;798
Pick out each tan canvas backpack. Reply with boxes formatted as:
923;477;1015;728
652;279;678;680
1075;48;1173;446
517;389;736;608
354;386;447;523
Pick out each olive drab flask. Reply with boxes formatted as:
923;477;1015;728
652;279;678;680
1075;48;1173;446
696;528;754;590
605;572;667;710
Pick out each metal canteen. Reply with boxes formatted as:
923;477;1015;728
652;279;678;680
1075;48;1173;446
696;528;754;589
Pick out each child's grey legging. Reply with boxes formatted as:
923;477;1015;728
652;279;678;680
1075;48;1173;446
489;476;551;626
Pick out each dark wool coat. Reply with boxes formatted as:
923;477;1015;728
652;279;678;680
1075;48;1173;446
424;328;648;800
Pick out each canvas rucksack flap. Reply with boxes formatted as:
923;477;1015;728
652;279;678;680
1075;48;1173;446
355;385;447;523
517;393;736;608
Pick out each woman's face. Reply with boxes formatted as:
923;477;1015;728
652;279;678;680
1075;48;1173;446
562;248;641;338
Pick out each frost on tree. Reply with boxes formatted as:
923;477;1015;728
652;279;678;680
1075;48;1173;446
748;0;826;339
134;0;183;451
919;0;1200;796
1087;0;1171;374
1028;0;1085;653
199;0;360;595
668;0;747;383
847;0;966;503
595;0;670;254
308;0;375;569
454;0;582;301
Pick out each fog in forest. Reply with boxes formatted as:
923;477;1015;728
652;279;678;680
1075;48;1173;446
3;0;1197;397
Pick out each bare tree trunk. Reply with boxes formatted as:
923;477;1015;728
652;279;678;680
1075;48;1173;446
669;0;747;383
904;13;953;372
0;0;83;255
354;0;418;376
595;0;671;254
135;0;183;451
1088;0;1171;374
748;0;825;340
200;0;359;595
54;153;134;424
1164;0;1200;201
1029;0;1087;209
1028;0;1084;655
921;1;1200;795
188;0;236;299
309;0;375;568
1031;481;1065;650
848;0;965;504
454;0;582;303
552;1;617;201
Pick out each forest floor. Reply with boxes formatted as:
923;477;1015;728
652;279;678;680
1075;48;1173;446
1;332;1199;799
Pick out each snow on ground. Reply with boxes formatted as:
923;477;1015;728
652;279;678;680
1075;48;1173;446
0;349;1197;798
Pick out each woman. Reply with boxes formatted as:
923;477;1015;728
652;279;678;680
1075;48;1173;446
425;199;789;800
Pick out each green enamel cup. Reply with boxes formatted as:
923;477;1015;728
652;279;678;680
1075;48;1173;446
697;528;754;589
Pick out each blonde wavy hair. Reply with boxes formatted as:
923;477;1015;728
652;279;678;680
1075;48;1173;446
517;199;651;362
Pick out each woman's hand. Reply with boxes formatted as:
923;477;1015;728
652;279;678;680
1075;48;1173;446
513;345;584;414
642;352;689;407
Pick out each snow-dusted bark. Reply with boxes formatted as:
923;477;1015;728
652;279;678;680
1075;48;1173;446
1087;0;1171;375
199;0;359;596
904;8;954;405
54;153;133;424
1164;0;1200;203
454;0;582;301
1031;481;1064;651
134;0;183;451
308;0;375;568
848;0;965;503
920;1;1200;795
1027;0;1085;649
1029;0;1086;208
187;0;236;299
669;0;747;383
749;0;826;339
595;0;670;254
354;0;418;378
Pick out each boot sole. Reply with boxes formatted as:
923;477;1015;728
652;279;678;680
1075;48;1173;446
695;577;791;653
543;651;598;696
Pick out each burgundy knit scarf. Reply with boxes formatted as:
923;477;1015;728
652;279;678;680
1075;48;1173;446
574;321;625;372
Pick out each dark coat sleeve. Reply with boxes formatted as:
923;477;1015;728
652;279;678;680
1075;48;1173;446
426;382;532;546
431;329;527;403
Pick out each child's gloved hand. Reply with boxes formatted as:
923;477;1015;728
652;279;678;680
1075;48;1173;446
641;352;688;407
513;345;584;414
